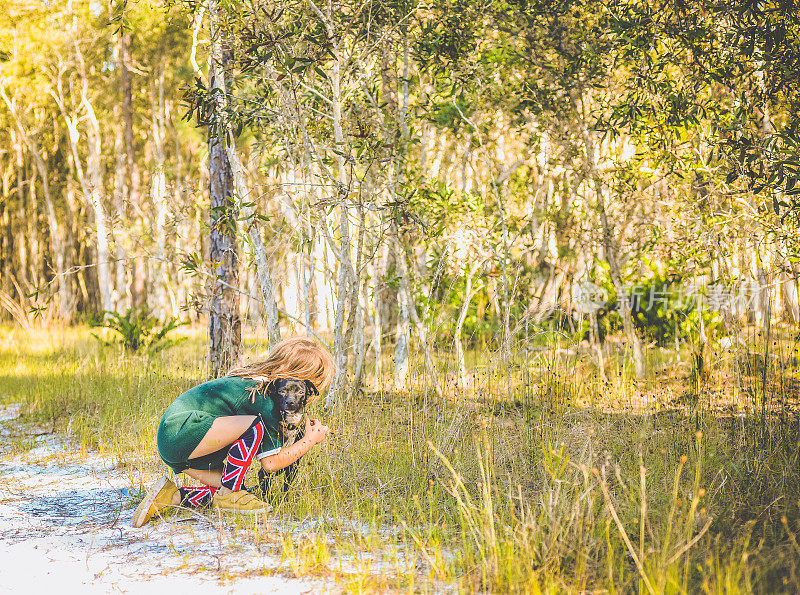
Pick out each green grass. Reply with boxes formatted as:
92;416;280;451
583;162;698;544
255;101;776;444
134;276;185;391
1;324;799;592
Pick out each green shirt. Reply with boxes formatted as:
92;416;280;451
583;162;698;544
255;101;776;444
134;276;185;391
157;376;283;473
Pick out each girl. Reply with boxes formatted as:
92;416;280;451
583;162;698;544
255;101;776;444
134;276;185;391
132;337;334;527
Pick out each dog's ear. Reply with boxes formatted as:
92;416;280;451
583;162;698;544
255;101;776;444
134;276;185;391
267;379;279;399
304;380;319;396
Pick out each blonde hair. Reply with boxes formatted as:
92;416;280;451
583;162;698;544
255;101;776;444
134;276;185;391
227;337;334;397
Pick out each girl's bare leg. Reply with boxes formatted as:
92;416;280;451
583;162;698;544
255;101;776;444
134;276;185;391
188;415;257;458
183;468;223;488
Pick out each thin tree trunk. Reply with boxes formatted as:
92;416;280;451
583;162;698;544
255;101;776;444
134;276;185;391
372;242;386;386
396;234;442;398
753;243;771;332
151;58;169;319
224;143;282;347
374;37;407;389
324;5;354;407
301;200;314;337
348;276;368;401
0;157;13;303
208;0;241;375
390;28;422;394
120;30;146;309
460;133;473;193
393;264;411;390
26;157;40;288
590;310;606;382
300;250;310;335
112;118;128;311
81;77;113;315
582;126;646;380
13;130;26;291
780;268;799;325
455;262;482;388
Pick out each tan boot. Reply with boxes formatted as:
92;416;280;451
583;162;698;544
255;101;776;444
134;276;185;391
131;476;178;528
212;489;269;514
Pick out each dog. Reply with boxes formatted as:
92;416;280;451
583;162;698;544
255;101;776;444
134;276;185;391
257;378;318;500
271;378;317;444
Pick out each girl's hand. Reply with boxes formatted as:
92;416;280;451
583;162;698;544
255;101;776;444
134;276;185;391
305;418;329;445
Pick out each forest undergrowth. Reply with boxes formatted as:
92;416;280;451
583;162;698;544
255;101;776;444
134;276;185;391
1;325;799;593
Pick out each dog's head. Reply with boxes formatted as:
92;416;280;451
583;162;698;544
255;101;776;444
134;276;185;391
269;378;318;417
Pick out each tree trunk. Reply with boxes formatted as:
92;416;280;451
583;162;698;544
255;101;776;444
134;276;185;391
780;268;799;325
112;118;128;311
301;148;317;333
455;262;482;388
326;14;355;407
151;59;170;319
396;234;442;398
0;156;13;303
393;242;411;390
120;30;146;309
753;243;771;332
224;142;282;347
589;310;606;382
372;242;386;386
208;0;241;376
13;135;28;290
301;206;314;337
26;157;40;289
348;276;368;401
81;79;113;315
583;127;647;380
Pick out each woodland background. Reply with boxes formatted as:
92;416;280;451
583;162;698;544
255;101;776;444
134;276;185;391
2;0;798;391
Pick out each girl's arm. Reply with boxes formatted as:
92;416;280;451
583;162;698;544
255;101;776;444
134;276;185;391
259;418;329;473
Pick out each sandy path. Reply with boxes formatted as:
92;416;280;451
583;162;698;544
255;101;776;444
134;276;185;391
0;404;332;594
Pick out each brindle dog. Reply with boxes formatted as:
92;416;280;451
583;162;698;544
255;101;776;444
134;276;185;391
257;378;318;500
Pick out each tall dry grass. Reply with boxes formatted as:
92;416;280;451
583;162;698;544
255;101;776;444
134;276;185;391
1;324;798;592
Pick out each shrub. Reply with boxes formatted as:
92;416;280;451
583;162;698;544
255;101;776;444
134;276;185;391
89;308;186;354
